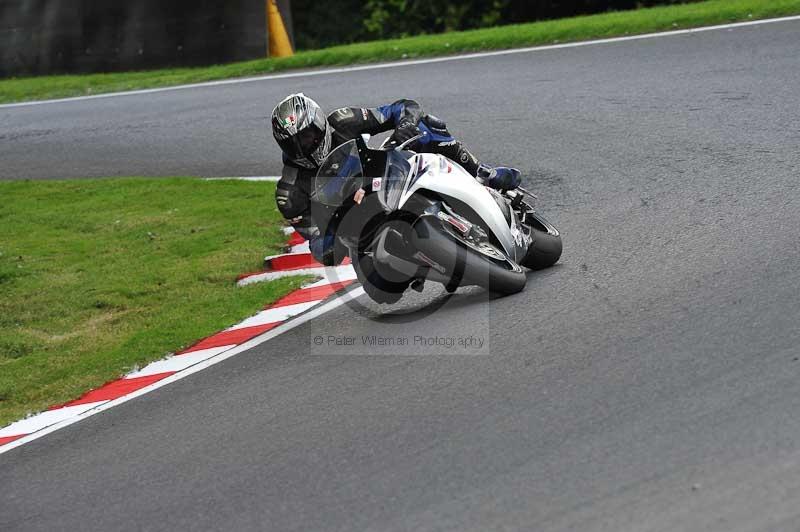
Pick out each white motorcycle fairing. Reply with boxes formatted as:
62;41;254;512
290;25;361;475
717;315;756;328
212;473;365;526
393;153;524;261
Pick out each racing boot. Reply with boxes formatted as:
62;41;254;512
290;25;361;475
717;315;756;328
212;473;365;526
476;163;521;191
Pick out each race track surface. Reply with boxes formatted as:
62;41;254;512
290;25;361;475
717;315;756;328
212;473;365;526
2;20;800;531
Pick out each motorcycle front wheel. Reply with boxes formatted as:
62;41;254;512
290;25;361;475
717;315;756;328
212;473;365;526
350;249;409;304
411;217;526;295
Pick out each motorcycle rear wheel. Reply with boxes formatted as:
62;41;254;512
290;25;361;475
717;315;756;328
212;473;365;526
520;212;562;270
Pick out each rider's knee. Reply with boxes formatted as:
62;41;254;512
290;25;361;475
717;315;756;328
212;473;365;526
275;183;308;220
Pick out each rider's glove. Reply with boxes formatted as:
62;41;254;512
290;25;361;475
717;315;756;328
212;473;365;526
477;165;521;191
309;233;349;267
310;234;336;266
391;117;423;147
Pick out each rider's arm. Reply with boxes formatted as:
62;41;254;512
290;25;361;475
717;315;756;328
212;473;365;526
327;99;424;139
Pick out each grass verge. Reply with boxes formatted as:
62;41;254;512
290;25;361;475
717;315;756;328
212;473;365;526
0;178;308;428
1;0;799;104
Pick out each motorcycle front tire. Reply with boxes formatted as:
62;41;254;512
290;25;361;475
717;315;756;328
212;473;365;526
350;250;408;304
411;217;526;296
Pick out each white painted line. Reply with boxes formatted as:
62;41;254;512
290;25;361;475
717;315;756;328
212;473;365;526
0;401;108;438
263;250;313;262
227;301;320;330
204;176;281;182
2;15;798;110
237;264;358;286
0;286;366;455
124;345;236;378
289;241;310;254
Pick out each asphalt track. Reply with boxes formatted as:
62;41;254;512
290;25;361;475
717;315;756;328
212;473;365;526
2;19;800;532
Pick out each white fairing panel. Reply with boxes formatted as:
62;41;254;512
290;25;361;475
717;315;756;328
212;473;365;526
398;154;516;257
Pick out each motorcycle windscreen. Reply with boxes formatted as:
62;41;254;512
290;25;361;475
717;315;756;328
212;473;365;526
378;150;413;211
314;140;364;207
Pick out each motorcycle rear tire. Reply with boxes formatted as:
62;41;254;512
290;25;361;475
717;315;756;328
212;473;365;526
520;212;562;270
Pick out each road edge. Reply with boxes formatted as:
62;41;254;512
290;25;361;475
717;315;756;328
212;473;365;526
1;14;799;110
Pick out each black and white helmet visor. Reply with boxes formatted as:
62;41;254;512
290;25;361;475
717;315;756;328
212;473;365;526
276;121;331;168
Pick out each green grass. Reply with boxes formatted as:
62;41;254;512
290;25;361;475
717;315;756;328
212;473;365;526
0;178;308;427
1;0;799;104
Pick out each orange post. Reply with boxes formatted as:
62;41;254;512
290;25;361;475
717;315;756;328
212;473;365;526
267;0;294;57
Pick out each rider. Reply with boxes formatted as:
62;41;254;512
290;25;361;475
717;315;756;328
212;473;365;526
271;93;521;266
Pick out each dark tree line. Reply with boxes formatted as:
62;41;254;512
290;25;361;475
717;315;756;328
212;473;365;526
291;0;700;50
0;0;266;76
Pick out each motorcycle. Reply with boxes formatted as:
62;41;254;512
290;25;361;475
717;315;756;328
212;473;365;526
312;134;562;304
